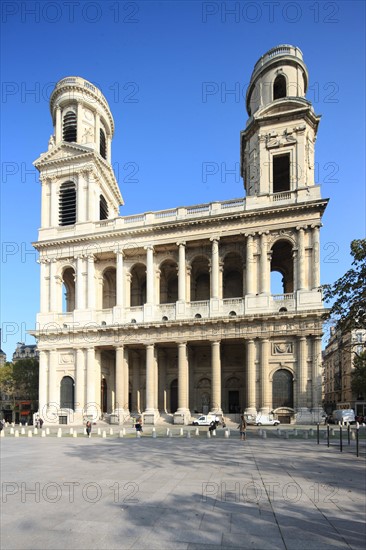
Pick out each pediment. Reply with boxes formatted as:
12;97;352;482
34;143;94;167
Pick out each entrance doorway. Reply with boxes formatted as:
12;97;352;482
170;379;178;413
101;379;107;413
228;390;240;413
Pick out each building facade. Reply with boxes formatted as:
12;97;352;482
323;329;366;417
31;45;328;425
12;342;39;363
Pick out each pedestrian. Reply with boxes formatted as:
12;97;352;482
86;420;92;438
238;415;247;441
39;418;44;429
135;417;143;434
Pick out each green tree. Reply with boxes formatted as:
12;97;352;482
323;238;366;333
351;351;366;400
0;362;17;404
12;358;39;402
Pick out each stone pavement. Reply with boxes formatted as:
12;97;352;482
1;429;365;550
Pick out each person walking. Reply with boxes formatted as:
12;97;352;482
135;417;143;434
86;420;92;438
238;415;247;441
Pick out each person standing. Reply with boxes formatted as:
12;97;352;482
86;420;92;438
238;415;247;441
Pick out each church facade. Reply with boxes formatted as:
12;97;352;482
31;45;328;425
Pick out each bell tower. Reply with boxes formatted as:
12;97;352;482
34;77;123;234
240;45;321;206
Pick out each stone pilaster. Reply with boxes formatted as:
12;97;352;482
259;339;270;414
75;348;85;414
245;339;257;415
174;342;190;424
210;340;222;415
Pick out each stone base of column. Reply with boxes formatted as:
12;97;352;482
143;409;159;425
295;407;313;425
173;409;190;425
111;409;130;425
258;407;271;417
311;407;326;424
244;407;257;418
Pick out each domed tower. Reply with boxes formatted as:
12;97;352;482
241;45;321;203
34;77;123;232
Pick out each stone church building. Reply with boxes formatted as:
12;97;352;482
31;45;328;425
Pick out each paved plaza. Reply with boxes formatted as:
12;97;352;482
1;426;365;550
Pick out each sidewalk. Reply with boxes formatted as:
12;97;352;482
1;433;365;549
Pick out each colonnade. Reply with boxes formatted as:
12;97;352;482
38;226;321;314
38;335;323;423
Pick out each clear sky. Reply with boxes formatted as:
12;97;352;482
1;0;365;358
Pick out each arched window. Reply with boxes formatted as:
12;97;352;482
272;369;293;408
270;240;294;294
160;260;178;304
60;376;75;410
223;252;243;298
100;128;107;159
273;74;287;100
62;267;76;312
130;264;146;306
100;195;108;220
191;256;210;301
59;181;76;226
63;111;77;142
102;268;116;309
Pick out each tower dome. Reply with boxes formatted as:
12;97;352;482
246;45;308;116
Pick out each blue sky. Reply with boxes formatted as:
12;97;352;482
1;0;365;357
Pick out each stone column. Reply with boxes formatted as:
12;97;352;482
158;351;167;413
145;246;154;304
115;346;125;412
210;237;220;299
116;251;124;307
246;234;254;295
259;339;270;414
86;347;96;416
297;336;307;409
76;256;85;310
245;339;257;414
210;341;222;414
177;342;189;414
77;102;83;144
260;233;269;294
124;347;130;413
48;350;58;407
38;350;48;419
94;350;102;415
125;272;132;308
87;255;95;309
41;179;49;228
40;260;50;313
76;173;86;223
312;225;320;288
177;242;186;302
49;259;58;312
297;227;306;290
75;349;85;413
145;344;155;413
50;177;58;227
292;249;298;292
55;106;62;143
312;336;323;410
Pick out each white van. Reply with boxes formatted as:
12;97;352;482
331;409;355;424
192;415;218;426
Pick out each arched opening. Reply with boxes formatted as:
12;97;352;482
60;376;75;410
272;369;293;409
130;264;146;306
170;379;178;413
59;181;76;226
100;128;107;159
62;267;76;312
159;260;178;304
101;378;107;413
63;111;77;142
191;256;210;301
271;240;294;293
99;195;108;220
225;376;241;413
102;268;116;309
223;252;243;298
273;74;287;100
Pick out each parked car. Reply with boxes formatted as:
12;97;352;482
192;415;219;426
251;414;280;426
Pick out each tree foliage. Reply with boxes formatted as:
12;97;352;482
0;358;39;402
323;239;366;333
351;352;366;399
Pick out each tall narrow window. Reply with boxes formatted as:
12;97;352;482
273;154;290;193
273;74;286;100
272;369;293;408
100;128;106;159
100;194;108;220
59;181;76;226
63;111;77;142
